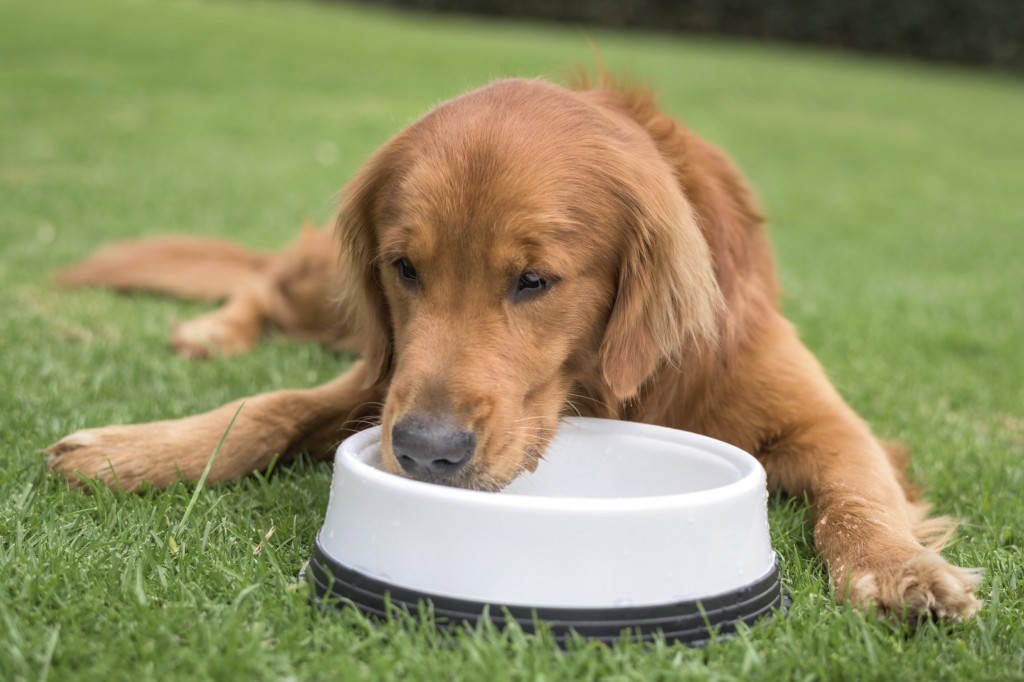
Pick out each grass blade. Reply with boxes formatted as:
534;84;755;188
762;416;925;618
174;403;245;536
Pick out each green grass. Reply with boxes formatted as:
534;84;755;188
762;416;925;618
2;0;1022;679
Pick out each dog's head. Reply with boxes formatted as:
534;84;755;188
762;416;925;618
337;79;722;490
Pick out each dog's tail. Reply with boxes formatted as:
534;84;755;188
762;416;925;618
56;236;274;301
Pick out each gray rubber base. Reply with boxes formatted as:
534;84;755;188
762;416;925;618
308;540;785;646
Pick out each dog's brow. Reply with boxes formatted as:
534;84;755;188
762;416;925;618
377;222;438;262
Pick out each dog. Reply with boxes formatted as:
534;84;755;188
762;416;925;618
47;75;981;621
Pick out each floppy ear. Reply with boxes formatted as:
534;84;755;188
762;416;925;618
599;176;724;401
335;145;401;388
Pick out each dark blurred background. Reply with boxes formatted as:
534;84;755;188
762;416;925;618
352;0;1024;72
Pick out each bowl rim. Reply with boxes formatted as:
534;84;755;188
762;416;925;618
336;416;765;513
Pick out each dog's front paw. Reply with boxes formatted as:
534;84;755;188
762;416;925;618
841;551;982;621
45;424;176;491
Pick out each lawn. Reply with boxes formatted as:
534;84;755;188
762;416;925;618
1;0;1022;679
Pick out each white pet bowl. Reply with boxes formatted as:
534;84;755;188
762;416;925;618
308;417;783;645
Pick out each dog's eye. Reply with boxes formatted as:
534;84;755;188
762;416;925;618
514;271;549;303
393;258;419;288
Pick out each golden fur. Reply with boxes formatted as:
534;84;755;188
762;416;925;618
48;76;980;620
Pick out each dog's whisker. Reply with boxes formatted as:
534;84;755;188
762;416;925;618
563;400;584;421
565;389;613;412
506;425;557;434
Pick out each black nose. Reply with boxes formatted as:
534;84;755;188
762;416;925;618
391;415;476;479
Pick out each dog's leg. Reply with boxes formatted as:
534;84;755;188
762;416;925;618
45;361;381;491
753;327;982;620
170;282;272;359
57;233;282;357
57;226;347;357
56;235;274;301
772;419;981;620
170;226;349;358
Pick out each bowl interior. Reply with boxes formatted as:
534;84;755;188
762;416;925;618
346;418;752;502
502;429;743;498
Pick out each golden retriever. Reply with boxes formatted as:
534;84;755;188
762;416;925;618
48;75;980;620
